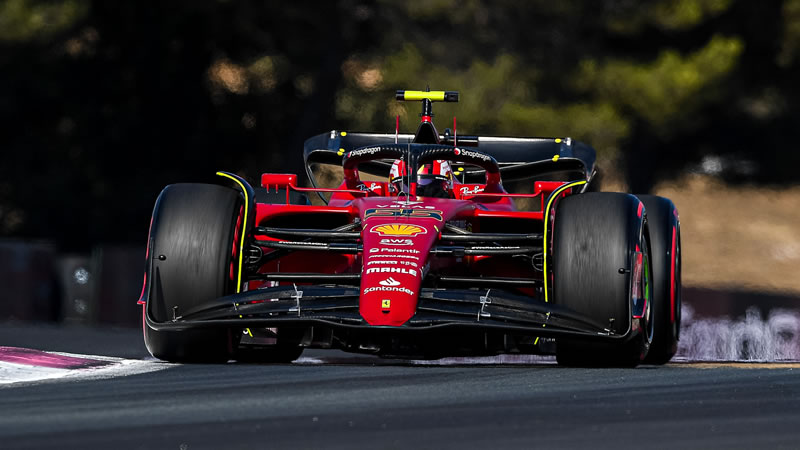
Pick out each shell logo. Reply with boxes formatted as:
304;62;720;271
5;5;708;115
370;223;427;237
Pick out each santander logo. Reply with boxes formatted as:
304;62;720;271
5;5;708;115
379;277;401;287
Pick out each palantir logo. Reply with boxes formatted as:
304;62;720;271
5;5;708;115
379;277;401;287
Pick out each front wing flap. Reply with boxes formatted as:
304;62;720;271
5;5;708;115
145;285;626;342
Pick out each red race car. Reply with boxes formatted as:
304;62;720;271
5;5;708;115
139;90;681;367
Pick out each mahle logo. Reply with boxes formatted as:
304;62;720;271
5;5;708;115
366;267;418;276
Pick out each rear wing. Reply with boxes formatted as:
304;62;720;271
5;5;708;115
303;131;597;185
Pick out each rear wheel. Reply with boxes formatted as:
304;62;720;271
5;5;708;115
637;195;681;365
143;183;243;363
552;192;653;367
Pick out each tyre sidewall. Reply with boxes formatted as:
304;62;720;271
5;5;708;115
637;194;681;364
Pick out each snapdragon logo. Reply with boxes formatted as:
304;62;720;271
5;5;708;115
454;148;491;161
347;146;381;158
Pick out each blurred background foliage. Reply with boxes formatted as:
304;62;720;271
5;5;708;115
1;0;799;251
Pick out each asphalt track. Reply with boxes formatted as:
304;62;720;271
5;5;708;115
1;322;800;449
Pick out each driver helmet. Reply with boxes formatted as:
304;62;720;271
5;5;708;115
389;159;454;198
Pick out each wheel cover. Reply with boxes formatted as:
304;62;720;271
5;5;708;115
643;243;654;343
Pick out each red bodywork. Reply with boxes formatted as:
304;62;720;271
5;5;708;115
139;90;602;360
138;91;680;365
249;176;575;327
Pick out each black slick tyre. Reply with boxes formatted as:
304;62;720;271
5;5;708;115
552;192;654;367
143;183;243;363
637;195;681;365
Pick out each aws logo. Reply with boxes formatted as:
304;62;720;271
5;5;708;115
370;223;427;237
364;208;443;221
379;238;413;246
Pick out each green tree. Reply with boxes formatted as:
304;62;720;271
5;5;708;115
1;0;798;249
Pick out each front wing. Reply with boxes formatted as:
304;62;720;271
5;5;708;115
145;285;629;342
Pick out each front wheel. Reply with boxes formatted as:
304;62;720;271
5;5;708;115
143;183;244;363
552;192;653;367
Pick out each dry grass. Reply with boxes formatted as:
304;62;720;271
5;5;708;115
650;174;800;295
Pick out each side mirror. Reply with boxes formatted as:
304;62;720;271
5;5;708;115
260;173;298;191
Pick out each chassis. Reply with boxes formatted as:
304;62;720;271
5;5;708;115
139;90;682;366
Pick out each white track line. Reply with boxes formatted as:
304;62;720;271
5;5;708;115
0;350;173;386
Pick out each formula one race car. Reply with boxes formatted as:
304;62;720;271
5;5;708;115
139;90;681;367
